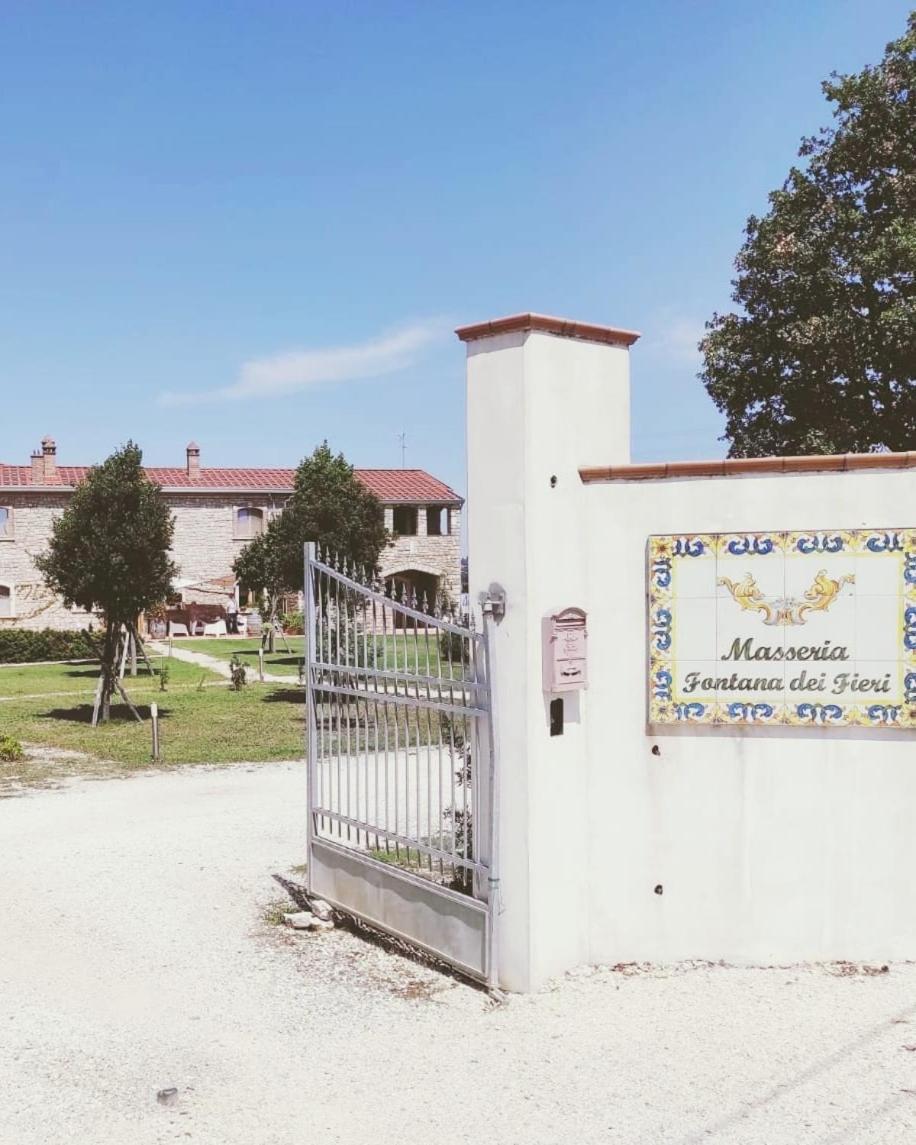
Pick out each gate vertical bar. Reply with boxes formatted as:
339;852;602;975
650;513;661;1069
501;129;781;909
481;601;501;992
304;540;318;895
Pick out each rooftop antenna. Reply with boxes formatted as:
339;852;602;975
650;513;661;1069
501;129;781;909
397;432;407;468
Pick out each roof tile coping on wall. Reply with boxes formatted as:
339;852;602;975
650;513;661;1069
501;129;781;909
0;465;463;505
455;312;641;347
579;451;916;482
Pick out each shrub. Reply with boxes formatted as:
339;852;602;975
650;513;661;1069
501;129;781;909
438;629;469;666
229;655;247;691
0;627;99;664
280;610;304;635
0;735;25;763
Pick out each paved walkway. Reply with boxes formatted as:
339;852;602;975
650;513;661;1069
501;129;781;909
148;640;293;685
2;764;916;1144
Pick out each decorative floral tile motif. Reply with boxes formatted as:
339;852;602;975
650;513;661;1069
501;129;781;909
646;529;916;729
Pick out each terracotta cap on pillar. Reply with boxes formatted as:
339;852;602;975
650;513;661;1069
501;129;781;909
455;312;640;347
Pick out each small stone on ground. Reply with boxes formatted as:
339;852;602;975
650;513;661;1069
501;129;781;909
284;911;315;929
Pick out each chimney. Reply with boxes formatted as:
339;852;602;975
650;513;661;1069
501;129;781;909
186;441;201;479
41;436;57;481
31;449;44;483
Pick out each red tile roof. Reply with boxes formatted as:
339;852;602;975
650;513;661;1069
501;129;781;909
0;463;462;504
353;469;461;503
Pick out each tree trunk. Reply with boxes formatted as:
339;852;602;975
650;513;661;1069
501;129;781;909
99;618;118;724
265;595;276;653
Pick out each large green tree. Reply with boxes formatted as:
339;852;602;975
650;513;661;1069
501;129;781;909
35;443;176;723
701;14;916;457
232;526;287;645
233;442;388;643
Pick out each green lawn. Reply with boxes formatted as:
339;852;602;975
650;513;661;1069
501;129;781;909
0;627;469;793
0;655;215;699
168;633;466;679
0;656;305;789
169;636;304;677
0;683;304;769
371;634;458;676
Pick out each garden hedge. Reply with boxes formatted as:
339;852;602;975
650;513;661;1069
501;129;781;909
0;627;100;664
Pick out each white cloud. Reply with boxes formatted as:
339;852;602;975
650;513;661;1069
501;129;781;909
642;312;706;369
159;319;448;407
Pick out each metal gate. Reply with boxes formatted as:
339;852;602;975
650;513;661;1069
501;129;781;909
304;543;499;986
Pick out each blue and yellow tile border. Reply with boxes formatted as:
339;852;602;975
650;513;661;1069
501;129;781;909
647;528;916;729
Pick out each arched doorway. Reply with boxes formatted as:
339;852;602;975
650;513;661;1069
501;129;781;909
384;569;439;625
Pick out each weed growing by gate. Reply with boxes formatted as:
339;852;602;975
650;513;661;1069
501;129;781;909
229;655;247;691
0;735;25;763
440;713;474;893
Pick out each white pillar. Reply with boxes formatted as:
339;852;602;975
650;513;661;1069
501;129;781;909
460;313;638;991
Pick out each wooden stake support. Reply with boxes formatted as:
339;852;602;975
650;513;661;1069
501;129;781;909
92;623;152;727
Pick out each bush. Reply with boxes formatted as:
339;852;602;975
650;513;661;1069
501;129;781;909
229;654;247;691
0;735;25;763
438;629;469;666
280;610;304;635
0;627;99;664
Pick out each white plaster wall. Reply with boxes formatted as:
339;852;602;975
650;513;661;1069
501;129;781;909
466;329;632;990
466;324;916;991
584;469;916;968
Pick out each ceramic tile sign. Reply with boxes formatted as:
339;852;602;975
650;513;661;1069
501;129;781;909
647;530;916;728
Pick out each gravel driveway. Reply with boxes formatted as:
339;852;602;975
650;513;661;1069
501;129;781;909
2;763;915;1145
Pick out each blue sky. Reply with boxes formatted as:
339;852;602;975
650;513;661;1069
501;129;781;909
1;0;911;497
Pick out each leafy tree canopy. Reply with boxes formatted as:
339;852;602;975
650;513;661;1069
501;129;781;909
35;442;176;622
233;442;388;603
35;442;176;722
232;528;286;617
700;14;916;457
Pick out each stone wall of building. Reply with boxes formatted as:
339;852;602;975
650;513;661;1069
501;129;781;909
379;506;463;604
0;492;96;631
167;494;285;587
0;489;462;630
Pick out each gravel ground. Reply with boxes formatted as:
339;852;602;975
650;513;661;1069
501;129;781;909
1;763;915;1145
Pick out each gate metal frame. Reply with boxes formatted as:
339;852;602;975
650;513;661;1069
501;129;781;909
304;543;500;987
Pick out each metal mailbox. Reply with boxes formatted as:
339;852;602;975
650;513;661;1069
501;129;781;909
542;607;588;692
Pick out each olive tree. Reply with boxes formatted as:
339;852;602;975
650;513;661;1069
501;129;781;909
233;442;388;650
35;442;176;723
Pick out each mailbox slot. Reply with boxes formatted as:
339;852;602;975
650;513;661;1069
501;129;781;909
542;607;588;693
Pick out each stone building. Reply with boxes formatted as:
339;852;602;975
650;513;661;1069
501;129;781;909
0;439;462;631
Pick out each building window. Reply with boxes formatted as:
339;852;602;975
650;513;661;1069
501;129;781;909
0;507;11;540
426;507;445;536
0;584;12;617
392;506;418;536
234;507;265;540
